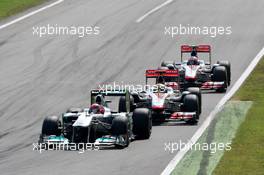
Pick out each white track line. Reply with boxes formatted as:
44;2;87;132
0;0;64;30
161;47;264;175
136;0;174;23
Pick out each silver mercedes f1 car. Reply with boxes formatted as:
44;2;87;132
39;90;152;149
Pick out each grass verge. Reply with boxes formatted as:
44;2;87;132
171;101;252;175
0;0;46;20
213;57;264;175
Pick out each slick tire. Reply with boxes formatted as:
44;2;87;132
112;116;129;135
187;87;202;116
132;108;152;139
183;94;199;125
213;66;228;92
112;116;130;148
41;116;61;136
118;96;134;112
217;61;231;86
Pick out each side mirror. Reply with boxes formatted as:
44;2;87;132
175;62;181;66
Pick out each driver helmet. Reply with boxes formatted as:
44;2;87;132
191;50;198;57
167;64;175;70
187;56;199;65
157;76;165;84
89;103;105;114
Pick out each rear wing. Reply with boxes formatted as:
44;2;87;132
145;69;179;84
91;89;131;112
181;45;211;64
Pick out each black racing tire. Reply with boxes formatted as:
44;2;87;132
161;60;174;67
118;96;127;112
132;108;152;139
118;96;135;112
88;126;97;143
217;61;231;86
213;66;228;92
187;87;202;116
112;116;129;135
41;116;61;136
183;94;199;125
112;116;130;148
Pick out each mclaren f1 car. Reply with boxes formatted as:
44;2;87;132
161;45;231;92
130;69;202;124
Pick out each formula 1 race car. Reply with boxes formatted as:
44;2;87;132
161;45;231;92
130;69;202;124
39;90;152;149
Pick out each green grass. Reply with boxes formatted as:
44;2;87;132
172;101;252;175
0;0;46;20
213;57;264;175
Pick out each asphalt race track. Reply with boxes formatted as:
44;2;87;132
0;0;264;174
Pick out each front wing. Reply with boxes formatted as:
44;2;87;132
38;135;127;150
169;112;197;120
201;81;225;90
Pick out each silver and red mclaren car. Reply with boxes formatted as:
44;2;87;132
130;69;202;124
161;45;231;92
